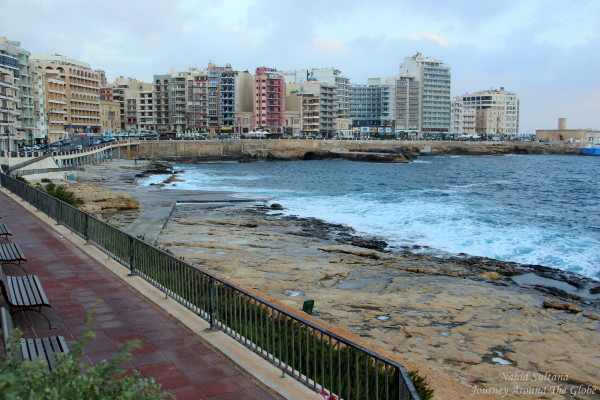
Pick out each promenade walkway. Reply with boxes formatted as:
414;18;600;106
0;189;316;399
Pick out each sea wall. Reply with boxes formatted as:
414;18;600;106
132;139;575;162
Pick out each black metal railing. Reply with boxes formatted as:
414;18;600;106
0;172;421;400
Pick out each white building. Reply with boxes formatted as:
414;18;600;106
457;87;520;138
451;98;476;137
0;37;37;149
367;76;396;127
398;53;451;137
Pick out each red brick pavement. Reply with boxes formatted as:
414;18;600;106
0;190;279;400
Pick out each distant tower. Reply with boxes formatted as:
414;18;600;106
558;118;566;130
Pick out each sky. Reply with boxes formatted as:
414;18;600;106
1;0;599;134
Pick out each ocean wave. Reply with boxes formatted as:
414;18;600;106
169;156;600;279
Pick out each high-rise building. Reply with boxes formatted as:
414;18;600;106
31;54;101;137
398;52;451;138
395;76;420;136
349;84;382;131
185;69;209;132
254;67;285;131
457;87;519;137
34;62;67;143
32;67;48;142
0;37;36;148
153;73;170;132
0;40;21;151
137;90;155;132
367;76;396;128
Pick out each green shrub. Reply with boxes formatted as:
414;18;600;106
408;370;434;400
36;181;83;208
0;308;173;400
15;175;29;184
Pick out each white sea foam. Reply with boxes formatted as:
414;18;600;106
160;158;600;280
275;194;600;278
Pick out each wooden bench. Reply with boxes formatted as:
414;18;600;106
1;307;69;371
0;224;11;242
0;243;26;265
0;243;27;274
0;269;51;329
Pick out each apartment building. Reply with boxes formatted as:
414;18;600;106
152;65;252;134
450;98;476;137
395;76;420;135
100;99;120;133
458;87;519;137
349;84;382;130
156;68;212;133
206;64;233;132
35;65;67;143
285;80;336;137
0;37;37;148
301;80;336;137
0;44;20;151
137;90;155;132
398;52;451;137
185;68;209;132
105;77;153;132
254;67;285;131
32;67;48;142
31;54;101;136
283;68;350;119
367;76;396;127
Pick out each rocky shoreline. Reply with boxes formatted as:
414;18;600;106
69;159;599;400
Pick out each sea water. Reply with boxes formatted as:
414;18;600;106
139;154;600;280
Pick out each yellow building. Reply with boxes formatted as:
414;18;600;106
100;100;121;134
31;54;101;138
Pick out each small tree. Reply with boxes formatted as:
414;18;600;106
0;308;173;400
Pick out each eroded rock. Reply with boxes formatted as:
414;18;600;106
543;297;583;313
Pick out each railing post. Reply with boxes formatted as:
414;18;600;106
56;201;62;225
84;213;89;243
209;276;215;330
128;236;135;276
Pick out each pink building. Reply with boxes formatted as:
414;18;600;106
254;67;285;131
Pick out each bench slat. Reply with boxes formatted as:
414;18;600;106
28;275;49;305
24;338;38;360
13;277;32;307
40;338;56;371
22;276;39;305
19;338;31;361
53;335;70;355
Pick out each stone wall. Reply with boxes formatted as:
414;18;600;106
132;139;570;162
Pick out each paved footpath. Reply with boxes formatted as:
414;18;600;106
0;189;283;400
